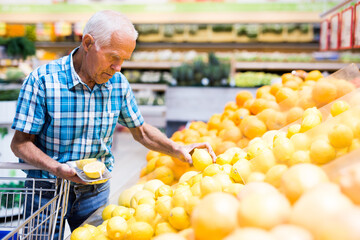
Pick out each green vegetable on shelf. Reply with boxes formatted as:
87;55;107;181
0;89;20;101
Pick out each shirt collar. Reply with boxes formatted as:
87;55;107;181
67;47;82;90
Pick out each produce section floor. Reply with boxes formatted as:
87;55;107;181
64;129;149;238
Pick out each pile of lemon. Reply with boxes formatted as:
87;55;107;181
71;69;360;240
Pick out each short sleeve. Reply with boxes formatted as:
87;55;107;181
118;85;144;128
11;73;46;134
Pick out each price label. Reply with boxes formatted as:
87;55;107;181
340;6;354;49
330;13;340;50
0;22;5;36
320;19;329;51
354;2;360;48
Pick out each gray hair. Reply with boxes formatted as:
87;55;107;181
83;10;138;49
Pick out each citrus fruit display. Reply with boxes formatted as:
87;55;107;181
71;68;360;240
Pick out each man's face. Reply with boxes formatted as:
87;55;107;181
85;31;136;84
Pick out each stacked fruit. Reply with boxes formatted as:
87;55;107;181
71;66;360;240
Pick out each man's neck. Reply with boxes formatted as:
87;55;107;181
72;47;95;89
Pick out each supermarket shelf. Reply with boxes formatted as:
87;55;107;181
235;62;360;71
131;83;168;91
35;42;320;52
134;42;320;52
0;12;320;24
123;62;181;70
122;61;360;72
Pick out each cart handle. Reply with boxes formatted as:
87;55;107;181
0;162;40;170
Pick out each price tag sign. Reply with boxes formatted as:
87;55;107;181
330;13;340;50
54;21;72;37
354;2;360;48
320;19;329;51
340;6;354;49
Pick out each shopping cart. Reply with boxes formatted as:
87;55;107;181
0;162;70;240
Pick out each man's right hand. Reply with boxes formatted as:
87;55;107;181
55;163;87;184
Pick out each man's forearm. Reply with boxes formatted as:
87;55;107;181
130;123;181;158
11;131;62;175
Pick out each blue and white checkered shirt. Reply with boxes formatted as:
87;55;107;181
12;48;144;178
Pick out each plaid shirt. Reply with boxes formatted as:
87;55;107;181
12;48;144;178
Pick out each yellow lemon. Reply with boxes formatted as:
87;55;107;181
247;172;266;183
83;224;101;238
287;124;301;138
328;124;354;148
200;176;222;197
310;139;336;165
168;207;191;230
192;148;213;171
230;159;251;184
290;133;311;151
300;114;321;133
264;164;288;188
71;227;92;240
111;206;134;220
118;184;144;207
154;223;177;236
273;137;295;164
223;183;244;196
216;153;233;165
203;164;223;177
184;195;201;215
134;204;156;224
102;204;118;221
289;150;311;166
155;195;173;220
143;179;164;195
83;161;106;179
250;148;276;173
155;185;173;199
75;158;97;170
128;221;154;240
331;100;350;117
107;216;128;240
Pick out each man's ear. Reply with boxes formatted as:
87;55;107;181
82;34;95;52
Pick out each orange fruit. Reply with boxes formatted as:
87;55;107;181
219;126;242;142
249;98;269;115
224;101;238;112
235;91;253;107
231;108;250;126
208;114;221;130
240;116;267;140
330;100;350;117
243;98;255;110
265;111;286;130
215;141;237;155
305;70;323;81
275;87;297;110
312;80;337;106
256;85;271;99
191;192;240;240
218;119;236;131
150;166;175;185
270;82;283;96
328;124;354;148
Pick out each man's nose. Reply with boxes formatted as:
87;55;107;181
111;63;121;72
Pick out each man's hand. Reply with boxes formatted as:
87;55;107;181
178;142;217;165
54;164;86;184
